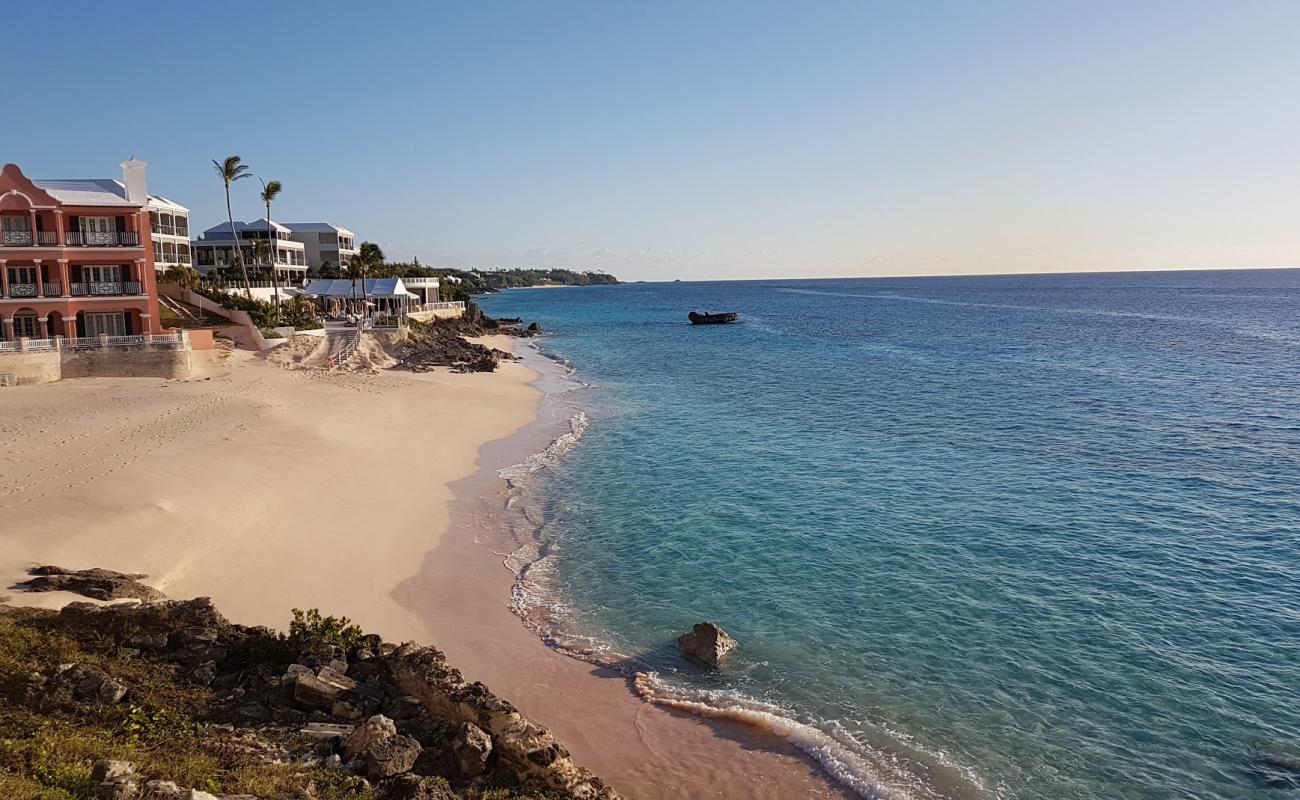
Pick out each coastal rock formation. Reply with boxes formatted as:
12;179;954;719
20;565;164;602
677;622;739;667
395;319;512;373
0;594;620;800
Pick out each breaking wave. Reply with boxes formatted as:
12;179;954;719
496;411;588;482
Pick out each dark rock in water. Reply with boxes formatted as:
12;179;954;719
527;322;540;332
1249;742;1300;788
21;566;163;602
676;622;738;667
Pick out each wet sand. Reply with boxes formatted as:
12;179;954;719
396;346;853;800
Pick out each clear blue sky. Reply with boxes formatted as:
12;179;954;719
7;1;1300;280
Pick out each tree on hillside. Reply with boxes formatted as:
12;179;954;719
212;155;253;298
160;265;201;295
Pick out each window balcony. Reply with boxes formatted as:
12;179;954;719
8;282;37;297
65;232;141;247
69;281;143;296
2;231;33;246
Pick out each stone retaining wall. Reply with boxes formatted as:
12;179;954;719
0;346;194;385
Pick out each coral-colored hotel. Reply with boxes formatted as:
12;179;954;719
0;159;161;341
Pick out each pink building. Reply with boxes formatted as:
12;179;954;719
0;159;161;341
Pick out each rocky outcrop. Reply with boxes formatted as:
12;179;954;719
19;566;163;602
10;596;620;800
394;324;511;373
389;643;619;799
677;622;738;668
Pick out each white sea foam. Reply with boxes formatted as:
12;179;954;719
630;672;986;800
496;411;589;481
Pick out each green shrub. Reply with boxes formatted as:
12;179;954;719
286;609;366;651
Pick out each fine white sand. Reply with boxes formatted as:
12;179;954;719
0;335;538;642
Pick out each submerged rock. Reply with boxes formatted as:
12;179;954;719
676;622;738;668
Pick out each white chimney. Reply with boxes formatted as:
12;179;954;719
121;157;148;206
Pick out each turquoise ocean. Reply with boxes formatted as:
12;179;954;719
477;271;1300;800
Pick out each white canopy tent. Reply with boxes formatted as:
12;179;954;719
302;277;419;320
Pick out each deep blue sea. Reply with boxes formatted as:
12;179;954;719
478;271;1300;800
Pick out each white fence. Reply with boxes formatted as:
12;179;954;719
0;331;190;355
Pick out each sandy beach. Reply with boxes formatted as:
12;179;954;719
0;339;847;800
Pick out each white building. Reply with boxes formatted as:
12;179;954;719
147;196;191;271
191;219;308;285
400;275;442;305
282;222;358;273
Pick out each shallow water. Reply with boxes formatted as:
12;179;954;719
479;271;1300;800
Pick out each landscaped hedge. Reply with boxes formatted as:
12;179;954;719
197;287;322;331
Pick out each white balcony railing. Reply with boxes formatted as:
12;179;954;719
1;332;188;355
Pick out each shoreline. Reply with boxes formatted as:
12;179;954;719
401;340;855;800
0;336;851;799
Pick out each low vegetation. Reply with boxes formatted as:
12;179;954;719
0;605;565;800
196;287;322;332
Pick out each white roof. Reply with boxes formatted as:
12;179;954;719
31;178;135;207
302;277;417;299
284;222;355;235
146;194;189;213
200;218;297;238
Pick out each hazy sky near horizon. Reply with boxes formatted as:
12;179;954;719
6;1;1300;280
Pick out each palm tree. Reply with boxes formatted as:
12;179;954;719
249;239;278;325
259;179;284;315
212;156;253;297
346;252;371;318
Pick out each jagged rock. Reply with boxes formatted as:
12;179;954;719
293;667;357;711
377;774;457;800
64;665;129;703
395;323;506;373
22;566;163;602
363;735;422;779
95;779;139;800
142;779;183;799
452;722;492;777
677;622;738;668
11;596;621;800
342;715;397;760
237;702;273;722
301;722;355;742
90;759;139;800
390;644;620;799
190;661;218;687
126;632;169;650
91;760;136;782
186;791;219;800
297;642;348;673
174;626;219;649
527;322;540;332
